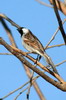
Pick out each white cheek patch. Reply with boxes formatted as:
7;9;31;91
22;28;29;34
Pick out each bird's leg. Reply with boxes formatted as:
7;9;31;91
34;55;41;64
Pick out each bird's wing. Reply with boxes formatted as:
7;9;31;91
23;31;44;54
23;31;59;74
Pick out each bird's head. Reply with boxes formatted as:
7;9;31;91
17;27;29;36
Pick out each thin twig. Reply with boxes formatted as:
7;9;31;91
45;19;66;49
35;0;53;8
14;87;29;100
2;76;39;99
56;60;66;67
26;85;31;100
26;72;34;100
0;53;12;55
48;60;66;69
47;43;65;49
24;65;46;100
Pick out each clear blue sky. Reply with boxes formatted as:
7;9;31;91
0;0;66;100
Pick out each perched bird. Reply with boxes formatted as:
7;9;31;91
17;27;59;75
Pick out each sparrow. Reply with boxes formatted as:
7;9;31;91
17;27;59;75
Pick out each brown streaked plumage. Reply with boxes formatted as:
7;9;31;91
23;31;44;54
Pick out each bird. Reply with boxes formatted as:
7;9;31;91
17;27;59;75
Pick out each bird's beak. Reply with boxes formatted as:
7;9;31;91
17;27;24;31
17;27;23;36
17;27;22;30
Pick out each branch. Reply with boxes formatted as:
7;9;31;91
49;0;66;15
0;17;17;47
56;60;66;67
0;14;20;28
9;45;64;83
0;37;64;82
0;37;66;91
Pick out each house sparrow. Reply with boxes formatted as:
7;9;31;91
17;27;59;75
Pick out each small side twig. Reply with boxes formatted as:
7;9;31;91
35;0;53;8
47;43;65;49
56;60;66;67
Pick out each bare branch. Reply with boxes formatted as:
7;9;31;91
0;14;20;29
9;45;64;83
1;37;66;91
35;0;53;8
0;17;17;47
52;0;66;44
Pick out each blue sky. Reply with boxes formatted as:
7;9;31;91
0;0;66;100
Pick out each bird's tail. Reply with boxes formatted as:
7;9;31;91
43;52;59;75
